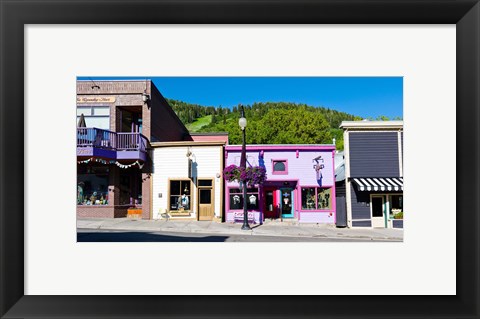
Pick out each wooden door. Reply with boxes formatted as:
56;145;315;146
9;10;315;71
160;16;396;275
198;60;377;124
198;179;214;221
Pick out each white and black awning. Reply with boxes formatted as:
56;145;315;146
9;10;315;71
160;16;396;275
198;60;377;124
351;177;403;192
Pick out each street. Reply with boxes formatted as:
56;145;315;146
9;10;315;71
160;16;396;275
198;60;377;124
77;228;398;242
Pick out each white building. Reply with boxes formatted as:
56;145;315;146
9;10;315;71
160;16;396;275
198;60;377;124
151;141;225;221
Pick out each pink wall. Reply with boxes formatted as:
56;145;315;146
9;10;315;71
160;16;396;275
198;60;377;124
224;145;336;224
225;147;335;186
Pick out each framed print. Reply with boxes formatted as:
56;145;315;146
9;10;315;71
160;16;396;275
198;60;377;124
1;0;479;318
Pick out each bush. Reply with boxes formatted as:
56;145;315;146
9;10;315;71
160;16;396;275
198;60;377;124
394;211;403;219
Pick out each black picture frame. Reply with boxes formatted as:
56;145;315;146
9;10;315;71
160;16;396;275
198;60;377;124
1;0;478;318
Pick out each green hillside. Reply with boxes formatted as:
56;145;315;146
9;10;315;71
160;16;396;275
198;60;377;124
185;115;212;131
168;99;399;150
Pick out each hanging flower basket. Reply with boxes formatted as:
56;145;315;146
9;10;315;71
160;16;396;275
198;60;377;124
223;164;267;187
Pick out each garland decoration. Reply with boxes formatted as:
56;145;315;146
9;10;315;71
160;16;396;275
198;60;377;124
77;157;144;169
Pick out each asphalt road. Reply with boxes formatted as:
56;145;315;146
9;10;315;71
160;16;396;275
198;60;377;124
77;228;383;242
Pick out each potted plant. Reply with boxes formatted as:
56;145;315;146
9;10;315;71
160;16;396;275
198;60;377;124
223;164;267;186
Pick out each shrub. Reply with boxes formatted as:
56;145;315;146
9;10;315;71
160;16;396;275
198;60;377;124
394;211;403;219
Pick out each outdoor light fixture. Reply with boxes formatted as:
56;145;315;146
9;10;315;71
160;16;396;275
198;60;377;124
239;104;251;230
142;92;150;103
238;114;247;130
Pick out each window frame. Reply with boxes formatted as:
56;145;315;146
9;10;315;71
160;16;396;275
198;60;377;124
300;186;333;211
76;105;111;130
272;159;288;175
228;186;260;211
168;178;192;213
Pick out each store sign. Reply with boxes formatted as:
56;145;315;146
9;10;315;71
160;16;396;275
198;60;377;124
77;148;93;156
188;159;192;179
312;155;325;185
77;96;116;104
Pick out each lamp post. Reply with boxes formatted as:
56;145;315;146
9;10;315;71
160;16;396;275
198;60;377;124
238;104;251;230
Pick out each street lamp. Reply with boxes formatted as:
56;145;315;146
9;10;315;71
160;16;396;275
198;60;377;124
238;105;251;230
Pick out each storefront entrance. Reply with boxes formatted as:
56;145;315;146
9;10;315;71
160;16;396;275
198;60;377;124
280;188;294;218
198;179;214;221
263;185;295;220
263;187;278;219
371;195;386;228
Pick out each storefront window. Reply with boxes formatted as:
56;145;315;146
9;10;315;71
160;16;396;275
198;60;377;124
169;180;191;212
301;187;332;210
77;166;109;205
229;187;259;210
301;187;316;210
389;195;403;219
77;106;110;130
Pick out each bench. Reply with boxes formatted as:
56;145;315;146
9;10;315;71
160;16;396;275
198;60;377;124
233;212;255;224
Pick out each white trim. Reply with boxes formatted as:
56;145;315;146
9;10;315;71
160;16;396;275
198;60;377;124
344;130;352;228
340;120;403;130
398;131;403;177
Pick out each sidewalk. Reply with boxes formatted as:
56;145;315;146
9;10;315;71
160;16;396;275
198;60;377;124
77;218;404;241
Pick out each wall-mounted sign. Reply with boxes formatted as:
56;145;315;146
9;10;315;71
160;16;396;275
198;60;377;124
312;155;325;185
77;96;116;104
76;148;92;156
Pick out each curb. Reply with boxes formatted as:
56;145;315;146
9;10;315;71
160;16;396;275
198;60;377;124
77;225;403;241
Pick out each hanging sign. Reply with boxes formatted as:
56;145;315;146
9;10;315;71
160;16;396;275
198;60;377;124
188;159;192;179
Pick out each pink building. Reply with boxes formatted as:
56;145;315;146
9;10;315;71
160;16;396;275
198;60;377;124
224;145;336;224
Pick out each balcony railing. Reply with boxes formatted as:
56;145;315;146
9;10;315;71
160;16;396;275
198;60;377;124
77;128;149;153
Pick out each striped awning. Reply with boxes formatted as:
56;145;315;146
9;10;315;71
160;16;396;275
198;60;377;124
351;177;403;191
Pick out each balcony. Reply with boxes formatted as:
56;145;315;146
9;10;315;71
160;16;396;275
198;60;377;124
77;128;149;162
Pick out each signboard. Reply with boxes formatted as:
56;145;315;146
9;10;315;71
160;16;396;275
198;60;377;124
188;159;192;179
76;96;116;104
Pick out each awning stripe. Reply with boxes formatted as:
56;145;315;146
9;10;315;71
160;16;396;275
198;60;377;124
354;178;367;191
351;177;403;191
366;178;378;191
361;178;372;191
375;178;388;191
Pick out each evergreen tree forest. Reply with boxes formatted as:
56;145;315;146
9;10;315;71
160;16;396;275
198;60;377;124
168;99;401;150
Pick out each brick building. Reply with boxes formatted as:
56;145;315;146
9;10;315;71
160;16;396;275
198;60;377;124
76;80;191;219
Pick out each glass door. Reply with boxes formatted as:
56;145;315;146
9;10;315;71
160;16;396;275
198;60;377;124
280;188;294;218
371;195;386;228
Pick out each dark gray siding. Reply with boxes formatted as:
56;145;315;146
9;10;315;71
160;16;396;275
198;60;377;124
349;132;399;177
393;220;403;228
336;180;346;197
350;184;371;220
352;220;372;227
401;132;403;163
335;196;347;227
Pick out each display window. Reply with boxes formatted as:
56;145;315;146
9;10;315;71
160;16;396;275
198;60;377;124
301;187;332;210
77;166;109;205
229;187;259;210
169;180;191;212
389;194;403;219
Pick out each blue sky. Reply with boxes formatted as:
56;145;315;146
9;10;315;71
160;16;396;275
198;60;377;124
78;77;403;119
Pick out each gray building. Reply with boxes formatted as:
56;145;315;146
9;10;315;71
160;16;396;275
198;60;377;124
340;121;404;228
